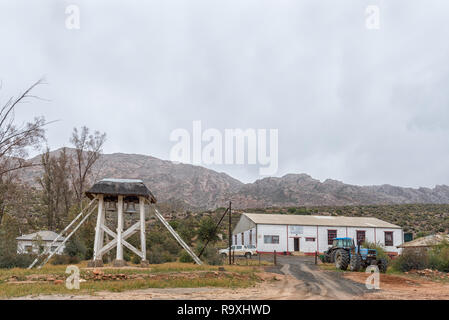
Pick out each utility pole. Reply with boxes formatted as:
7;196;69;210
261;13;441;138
228;201;232;265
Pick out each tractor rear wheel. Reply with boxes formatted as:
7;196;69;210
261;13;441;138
378;258;388;273
349;253;361;271
330;250;337;263
335;249;350;270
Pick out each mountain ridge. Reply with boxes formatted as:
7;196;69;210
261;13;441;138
18;148;449;210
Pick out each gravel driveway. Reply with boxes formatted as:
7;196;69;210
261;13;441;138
264;255;371;299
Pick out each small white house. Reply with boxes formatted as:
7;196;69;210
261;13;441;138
232;213;403;256
16;231;66;255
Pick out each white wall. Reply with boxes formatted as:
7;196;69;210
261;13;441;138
234;223;403;254
233;227;256;246
255;224;288;252
288;225;319;253
374;228;403;254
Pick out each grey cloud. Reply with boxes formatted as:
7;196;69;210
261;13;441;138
0;0;448;187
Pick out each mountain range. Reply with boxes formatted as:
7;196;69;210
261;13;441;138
19;148;449;210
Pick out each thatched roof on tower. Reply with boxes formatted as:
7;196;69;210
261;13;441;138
85;179;157;203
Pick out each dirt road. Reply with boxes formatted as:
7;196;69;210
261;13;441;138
267;255;369;299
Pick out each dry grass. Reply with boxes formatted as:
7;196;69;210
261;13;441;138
0;261;262;298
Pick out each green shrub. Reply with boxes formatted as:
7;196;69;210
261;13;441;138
428;240;449;272
148;244;175;264
197;217;219;243
200;246;223;266
0;253;37;268
131;254;141;265
162;251;175;263
50;254;80;265
64;237;87;259
13;253;37;268
179;251;194;263
391;248;429;272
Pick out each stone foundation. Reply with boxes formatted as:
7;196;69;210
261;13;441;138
140;260;149;267
112;259;127;267
87;259;104;267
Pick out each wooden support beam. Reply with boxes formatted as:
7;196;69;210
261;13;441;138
99;222;140;256
116;195;124;261
93;195;104;261
139;196;146;261
122;240;143;258
101;224;117;239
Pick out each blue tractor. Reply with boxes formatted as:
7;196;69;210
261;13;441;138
321;237;388;272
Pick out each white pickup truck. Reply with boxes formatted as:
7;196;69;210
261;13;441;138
219;245;257;258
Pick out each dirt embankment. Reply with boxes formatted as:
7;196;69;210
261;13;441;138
344;272;449;300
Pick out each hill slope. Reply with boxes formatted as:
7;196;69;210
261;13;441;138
19;149;449;209
228;174;449;208
20;149;242;210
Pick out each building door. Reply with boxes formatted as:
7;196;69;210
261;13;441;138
293;238;300;251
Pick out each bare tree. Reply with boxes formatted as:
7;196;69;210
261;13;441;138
0;79;48;176
0;173;19;225
70;126;106;207
0;79;48;224
37;148;73;230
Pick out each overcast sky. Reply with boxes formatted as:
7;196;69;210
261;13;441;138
0;0;448;187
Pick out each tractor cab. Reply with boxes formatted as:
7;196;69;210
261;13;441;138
332;237;355;249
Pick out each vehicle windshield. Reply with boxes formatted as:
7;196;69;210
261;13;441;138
333;238;354;247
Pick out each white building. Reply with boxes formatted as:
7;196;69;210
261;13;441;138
16;231;66;255
232;213;403;256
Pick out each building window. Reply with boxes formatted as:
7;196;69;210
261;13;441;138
249;230;252;245
327;230;337;245
305;237;315;242
25;245;33;253
264;235;279;244
241;233;244;245
356;231;366;245
234;235;237;244
384;231;393;246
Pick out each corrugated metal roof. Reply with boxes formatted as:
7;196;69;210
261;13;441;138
16;231;65;241
397;234;449;248
242;213;401;229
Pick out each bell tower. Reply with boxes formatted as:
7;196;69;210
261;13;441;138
28;178;202;269
86;178;156;267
